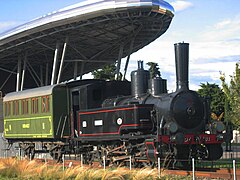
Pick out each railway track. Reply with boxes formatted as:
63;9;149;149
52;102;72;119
34;158;240;179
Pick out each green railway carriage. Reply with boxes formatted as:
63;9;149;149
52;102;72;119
3;84;70;140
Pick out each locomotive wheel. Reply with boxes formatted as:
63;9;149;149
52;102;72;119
20;143;35;160
162;152;175;169
25;147;35;160
206;144;223;160
97;145;110;166
142;160;155;168
50;147;63;163
82;151;94;165
140;153;155;168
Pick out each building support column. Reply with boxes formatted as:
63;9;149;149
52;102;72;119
123;39;134;80
45;63;49;86
74;61;78;80
51;42;60;85
115;44;124;80
26;64;40;87
57;37;68;84
40;65;43;86
20;54;27;91
27;62;41;84
79;62;85;80
16;56;21;92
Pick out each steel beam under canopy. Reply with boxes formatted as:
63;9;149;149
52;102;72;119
0;0;174;93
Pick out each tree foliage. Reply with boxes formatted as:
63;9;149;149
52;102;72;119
92;64;116;80
220;63;240;129
197;83;225;119
146;62;161;79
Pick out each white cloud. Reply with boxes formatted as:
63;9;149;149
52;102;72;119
170;0;193;12
200;16;240;42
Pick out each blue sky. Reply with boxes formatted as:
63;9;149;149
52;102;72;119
0;0;240;91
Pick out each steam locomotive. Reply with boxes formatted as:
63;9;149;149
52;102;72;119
3;43;225;166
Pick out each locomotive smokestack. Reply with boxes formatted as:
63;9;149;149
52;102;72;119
174;42;189;90
131;61;150;97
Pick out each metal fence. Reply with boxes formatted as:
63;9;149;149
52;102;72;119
0;132;240;169
222;130;240;160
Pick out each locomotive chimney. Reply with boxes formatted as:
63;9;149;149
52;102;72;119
131;61;150;97
174;42;189;90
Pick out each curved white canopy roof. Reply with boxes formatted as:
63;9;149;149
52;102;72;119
0;0;174;93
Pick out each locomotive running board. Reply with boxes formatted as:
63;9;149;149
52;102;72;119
73;134;155;142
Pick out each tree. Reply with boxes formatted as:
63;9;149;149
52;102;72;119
146;62;161;78
92;64;116;80
197;83;225;120
220;63;240;129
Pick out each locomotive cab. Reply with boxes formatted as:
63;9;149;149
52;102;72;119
67;80;132;138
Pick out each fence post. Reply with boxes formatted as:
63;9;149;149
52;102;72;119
158;157;161;178
80;154;83;167
103;155;106;170
233;160;236;180
192;158;195;180
129;156;132;170
18;148;21;160
45;153;47;164
62;154;65;171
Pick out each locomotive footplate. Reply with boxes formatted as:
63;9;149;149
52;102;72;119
157;133;224;144
74;134;155;142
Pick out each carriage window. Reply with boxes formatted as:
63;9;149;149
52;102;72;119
4;102;11;116
4;103;7;116
22;99;29;114
8;102;11;116
31;98;39;114
42;96;49;113
13;100;19;115
25;99;29;114
32;98;35;114
13;101;15;115
35;98;39;113
21;100;24;114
